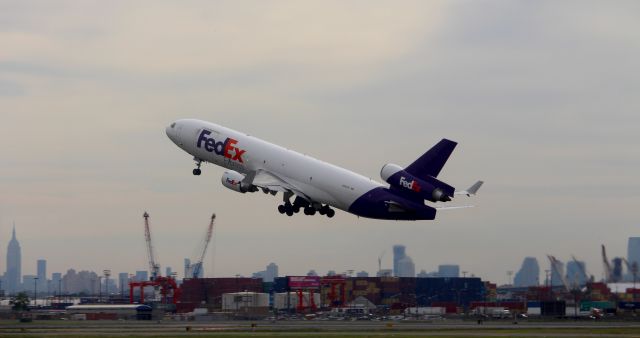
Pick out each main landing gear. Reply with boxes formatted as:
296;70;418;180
192;158;202;176
277;194;335;218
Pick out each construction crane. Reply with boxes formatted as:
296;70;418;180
143;212;160;280
187;213;216;279
601;244;613;283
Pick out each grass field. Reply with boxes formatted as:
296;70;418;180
2;325;640;337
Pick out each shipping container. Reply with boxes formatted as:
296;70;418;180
619;301;640;310
431;301;458;314
580;301;615;311
527;307;541;316
222;292;270;310
541;301;566;317
273;292;321;311
404;307;446;315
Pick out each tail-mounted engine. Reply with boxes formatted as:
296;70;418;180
380;163;454;202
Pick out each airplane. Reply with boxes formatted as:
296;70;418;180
166;119;482;220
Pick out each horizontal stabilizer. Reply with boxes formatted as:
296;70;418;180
455;180;484;197
435;205;474;210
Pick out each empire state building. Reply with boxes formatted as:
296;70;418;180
5;226;21;294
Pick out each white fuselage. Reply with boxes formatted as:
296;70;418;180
167;119;383;212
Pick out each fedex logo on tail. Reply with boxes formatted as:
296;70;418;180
197;130;246;163
399;176;421;192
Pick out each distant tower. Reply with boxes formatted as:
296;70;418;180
393;245;406;277
514;257;540;287
5;225;22;294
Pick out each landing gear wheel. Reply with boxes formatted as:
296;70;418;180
282;203;294;216
278;205;286;214
326;209;335;218
193;158;203;176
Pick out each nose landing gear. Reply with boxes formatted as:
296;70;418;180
192;158;202;176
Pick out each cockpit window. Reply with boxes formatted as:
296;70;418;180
170;122;176;128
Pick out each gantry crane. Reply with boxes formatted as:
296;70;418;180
547;255;570;292
187;214;216;279
130;212;181;304
143;212;160;280
601;245;613;283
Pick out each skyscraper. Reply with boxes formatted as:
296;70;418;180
265;263;278;282
514;257;540;287
184;258;191;279
37;259;47;292
393;245;406;277
356;271;369;277
118;272;129;296
397;256;415;277
135;271;148;282
566;260;587;286
51;273;62;296
438;265;460;278
612;257;624;282
628;237;640;281
5;226;22;294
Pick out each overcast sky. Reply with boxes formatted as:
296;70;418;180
1;1;639;284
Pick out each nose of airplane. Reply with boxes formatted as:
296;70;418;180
166;121;178;143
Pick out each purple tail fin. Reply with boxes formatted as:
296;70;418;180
405;139;457;179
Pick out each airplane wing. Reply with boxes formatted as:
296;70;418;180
245;169;311;201
454;180;484;197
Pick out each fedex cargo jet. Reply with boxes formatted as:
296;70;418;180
166;119;482;220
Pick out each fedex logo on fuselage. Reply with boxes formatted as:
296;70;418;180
197;129;246;163
399;176;421;192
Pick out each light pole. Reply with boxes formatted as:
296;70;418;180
34;277;39;308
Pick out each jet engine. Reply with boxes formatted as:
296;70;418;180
380;163;453;202
221;170;248;193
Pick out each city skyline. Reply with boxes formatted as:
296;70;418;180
2;1;639;284
4;231;638;291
